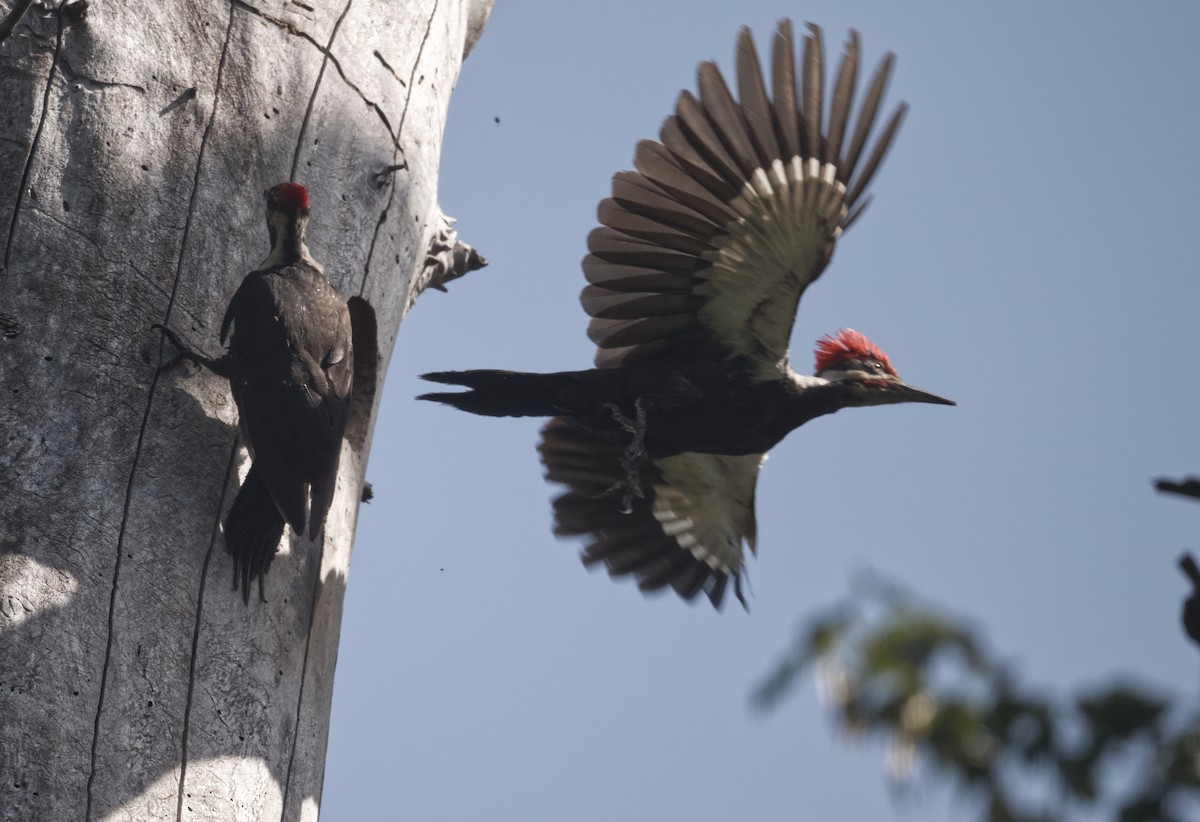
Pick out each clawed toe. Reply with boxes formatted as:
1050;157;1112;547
152;323;227;376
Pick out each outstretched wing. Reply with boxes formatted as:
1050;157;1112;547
539;418;764;608
582;21;906;376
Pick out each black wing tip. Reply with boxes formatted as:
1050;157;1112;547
569;506;748;612
653;566;749;611
582;549;740;611
703;568;750;611
542;420;757;612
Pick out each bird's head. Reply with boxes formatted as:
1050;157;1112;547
260;182;318;269
265;182;310;233
813;328;955;408
265;182;310;216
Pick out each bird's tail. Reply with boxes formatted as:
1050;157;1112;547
225;466;286;604
418;369;580;417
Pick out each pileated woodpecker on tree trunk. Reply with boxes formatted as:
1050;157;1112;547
158;182;354;603
420;22;953;609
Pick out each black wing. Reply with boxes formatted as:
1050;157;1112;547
222;263;353;537
582;21;906;376
539;418;763;609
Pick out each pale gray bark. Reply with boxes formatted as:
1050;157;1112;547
0;0;491;819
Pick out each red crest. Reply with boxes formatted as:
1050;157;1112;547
268;182;310;213
814;329;895;375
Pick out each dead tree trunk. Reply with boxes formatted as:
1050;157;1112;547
0;0;491;818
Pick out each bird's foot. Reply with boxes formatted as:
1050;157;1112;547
602;398;648;514
152;323;229;377
594;475;645;513
603;398;646;438
618;478;644;515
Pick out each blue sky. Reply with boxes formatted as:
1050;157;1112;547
323;3;1200;819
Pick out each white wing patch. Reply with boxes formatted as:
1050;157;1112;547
651;451;767;574
698;158;848;375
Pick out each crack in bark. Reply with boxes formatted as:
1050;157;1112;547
81;3;238;819
2;2;62;277
0;0;37;43
175;439;239;822
289;0;353;182
373;49;404;86
230;0;402;156
162;9;239;817
8;0;456;812
36;207;103;254
279;544;325;820
280;0;356;805
360;0;439;296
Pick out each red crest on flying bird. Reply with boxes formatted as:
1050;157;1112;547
814;329;896;375
268;182;310;213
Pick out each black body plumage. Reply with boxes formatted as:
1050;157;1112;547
420;362;858;459
221;259;353;540
421;22;950;608
160;183;353;603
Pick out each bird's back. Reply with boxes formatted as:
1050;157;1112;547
222;262;353;534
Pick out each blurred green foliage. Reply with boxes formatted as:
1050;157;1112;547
752;576;1200;821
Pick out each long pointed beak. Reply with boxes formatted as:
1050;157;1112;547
897;384;956;406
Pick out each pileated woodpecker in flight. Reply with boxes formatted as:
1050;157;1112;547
420;22;953;608
158;182;353;602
